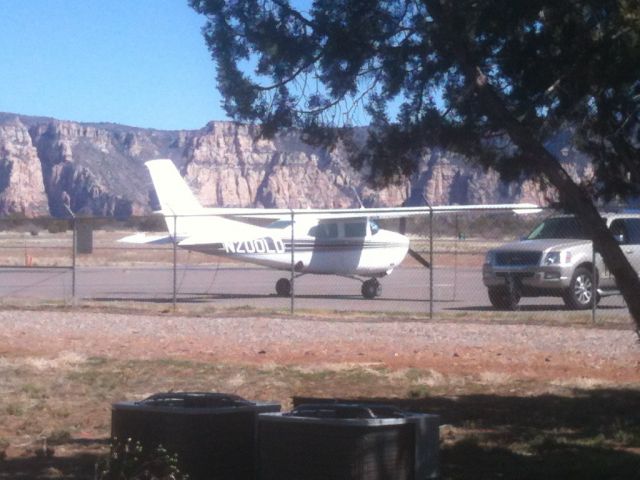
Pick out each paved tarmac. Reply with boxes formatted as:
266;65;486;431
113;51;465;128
0;264;628;315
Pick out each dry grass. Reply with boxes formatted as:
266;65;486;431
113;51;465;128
0;353;638;479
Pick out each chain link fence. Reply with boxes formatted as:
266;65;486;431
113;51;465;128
0;210;632;324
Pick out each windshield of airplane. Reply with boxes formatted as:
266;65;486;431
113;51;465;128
526;217;590;240
267;220;292;229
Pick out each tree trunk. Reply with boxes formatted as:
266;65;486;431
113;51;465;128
472;70;640;338
426;0;640;337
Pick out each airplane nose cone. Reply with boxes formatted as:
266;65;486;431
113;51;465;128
383;229;411;259
392;230;410;248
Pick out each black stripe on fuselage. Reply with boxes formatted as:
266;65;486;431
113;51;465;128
193;241;405;255
280;241;406;254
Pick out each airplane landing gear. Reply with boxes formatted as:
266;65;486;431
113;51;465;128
276;275;382;299
361;278;381;299
275;277;291;297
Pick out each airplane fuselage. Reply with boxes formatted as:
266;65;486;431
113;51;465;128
181;219;410;277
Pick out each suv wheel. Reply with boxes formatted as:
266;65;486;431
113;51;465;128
562;267;598;310
563;267;596;310
488;286;521;310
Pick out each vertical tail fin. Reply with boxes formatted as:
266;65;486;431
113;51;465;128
146;159;202;214
145;159;203;238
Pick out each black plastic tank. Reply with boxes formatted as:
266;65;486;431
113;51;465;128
111;392;280;480
258;403;440;480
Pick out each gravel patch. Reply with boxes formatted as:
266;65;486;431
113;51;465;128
0;309;638;386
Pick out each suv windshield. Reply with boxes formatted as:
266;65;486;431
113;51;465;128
526;217;590;240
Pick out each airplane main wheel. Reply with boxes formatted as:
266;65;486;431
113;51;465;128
361;279;381;299
275;278;291;297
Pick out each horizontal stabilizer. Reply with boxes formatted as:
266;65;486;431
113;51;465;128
118;233;174;245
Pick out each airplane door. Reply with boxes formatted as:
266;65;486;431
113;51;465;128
308;221;365;274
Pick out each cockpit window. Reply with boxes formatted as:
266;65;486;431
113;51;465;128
267;220;293;229
345;222;367;237
369;219;379;235
308;223;338;238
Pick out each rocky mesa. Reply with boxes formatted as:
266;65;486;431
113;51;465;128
0;112;592;218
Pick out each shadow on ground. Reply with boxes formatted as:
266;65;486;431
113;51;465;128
1;390;638;479
294;389;640;480
0;438;107;480
448;303;625;312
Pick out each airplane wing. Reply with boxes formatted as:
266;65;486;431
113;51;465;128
204;203;543;221
303;203;543;220
119;203;541;245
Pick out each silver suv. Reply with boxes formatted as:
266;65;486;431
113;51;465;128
482;213;640;309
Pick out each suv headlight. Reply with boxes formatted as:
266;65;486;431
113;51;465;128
543;251;571;265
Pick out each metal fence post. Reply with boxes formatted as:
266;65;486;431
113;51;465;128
71;217;76;305
453;213;459;301
592;242;596;324
429;208;434;319
290;209;295;314
173;214;177;311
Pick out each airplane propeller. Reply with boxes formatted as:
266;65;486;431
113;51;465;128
408;248;431;269
398;204;431;269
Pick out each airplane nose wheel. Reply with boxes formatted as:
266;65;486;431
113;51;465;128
361;278;381;299
275;277;292;297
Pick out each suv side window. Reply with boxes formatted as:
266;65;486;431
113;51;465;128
624;218;640;245
609;219;628;244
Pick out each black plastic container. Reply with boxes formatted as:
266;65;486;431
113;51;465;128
258;403;440;480
111;392;280;480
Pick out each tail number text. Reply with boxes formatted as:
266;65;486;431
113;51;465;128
223;237;285;255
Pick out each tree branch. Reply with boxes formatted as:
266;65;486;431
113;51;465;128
427;0;640;336
271;0;314;28
253;52;323;91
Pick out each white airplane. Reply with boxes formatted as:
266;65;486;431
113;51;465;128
121;159;540;299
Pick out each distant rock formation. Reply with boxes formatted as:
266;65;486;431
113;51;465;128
0;117;48;217
0;112;594;218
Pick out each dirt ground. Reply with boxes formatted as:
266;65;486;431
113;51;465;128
2;307;638;384
0;306;639;479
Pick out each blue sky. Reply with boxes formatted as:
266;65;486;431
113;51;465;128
0;1;226;130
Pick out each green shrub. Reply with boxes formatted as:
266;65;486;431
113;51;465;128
96;437;189;480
